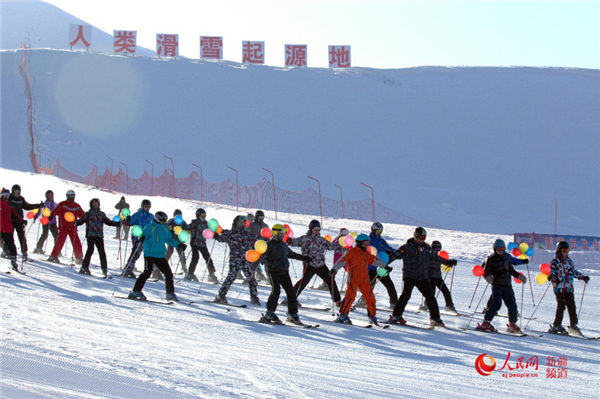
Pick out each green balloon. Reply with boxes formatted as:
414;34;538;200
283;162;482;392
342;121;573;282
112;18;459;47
208;218;219;233
131;225;143;237
178;230;190;243
376;267;389;277
121;208;131;217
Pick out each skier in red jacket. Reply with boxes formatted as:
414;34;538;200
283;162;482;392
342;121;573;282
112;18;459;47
47;190;85;264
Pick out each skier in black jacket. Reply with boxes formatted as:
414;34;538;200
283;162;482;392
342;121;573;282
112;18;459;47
186;208;218;283
6;184;43;261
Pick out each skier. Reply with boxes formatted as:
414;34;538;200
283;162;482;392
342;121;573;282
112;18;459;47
186;208;218;283
75;198;121;277
428;240;458;313
362;222;399;307
47;190;85;264
259;224;311;324
7;184;43;261
121;199;153;278
164;209;189;277
33;190;58;254
547;241;590;336
387;227;452;327
246;210;269;282
330;233;387;325
213;215;260;305
128;211;185;302
476;239;528;333
113;196;130;240
287;220;344;306
0;189;21;270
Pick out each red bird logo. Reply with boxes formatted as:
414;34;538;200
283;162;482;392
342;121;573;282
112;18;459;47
475;353;496;376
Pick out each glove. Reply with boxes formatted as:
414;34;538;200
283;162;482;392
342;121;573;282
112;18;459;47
521;258;529;264
448;259;457;267
582;276;590;283
138;236;145;243
384;265;393;273
302;255;312;263
517;274;527;283
178;243;187;251
22;220;28;226
329;268;337;277
484;275;493;284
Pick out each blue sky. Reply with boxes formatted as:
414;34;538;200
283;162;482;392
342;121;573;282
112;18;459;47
43;0;600;69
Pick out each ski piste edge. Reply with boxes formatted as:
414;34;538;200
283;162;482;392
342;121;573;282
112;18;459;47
241;318;320;329
205;300;247;308
114;295;174;305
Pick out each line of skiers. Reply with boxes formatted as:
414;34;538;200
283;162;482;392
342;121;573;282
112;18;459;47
0;184;591;333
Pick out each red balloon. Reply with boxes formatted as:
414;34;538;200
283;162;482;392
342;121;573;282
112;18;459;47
40;216;49;225
26;211;35;219
438;250;449;260
513;274;524;284
512;248;522;257
245;219;251;228
260;227;272;239
539;263;551;275
472;265;484;277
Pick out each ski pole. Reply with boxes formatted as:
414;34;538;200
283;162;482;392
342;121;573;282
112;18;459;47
220;245;229;278
450;266;455;293
577;281;587;321
464;282;489;330
435;270;449;299
35;219;41;243
524;283;550;330
117;225;122;260
519;280;525;330
468;276;481;309
525;262;535;306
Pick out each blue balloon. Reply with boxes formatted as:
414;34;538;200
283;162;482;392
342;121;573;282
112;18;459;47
526;248;534;257
174;215;183;225
112;215;121;222
378;252;389;265
508;242;517;250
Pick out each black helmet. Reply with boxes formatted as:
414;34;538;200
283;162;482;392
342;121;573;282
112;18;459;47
557;241;569;253
141;199;151;208
371;222;383;233
89;198;100;208
414;227;427;239
431;240;442;251
154;211;168;224
493;239;506;249
255;210;265;219
309;219;321;231
196;208;206;219
173;209;182;216
11;184;21;192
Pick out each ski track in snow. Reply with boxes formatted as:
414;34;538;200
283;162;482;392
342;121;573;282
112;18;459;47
1;169;599;398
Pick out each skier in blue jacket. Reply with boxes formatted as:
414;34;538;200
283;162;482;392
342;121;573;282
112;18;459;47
121;199;153;278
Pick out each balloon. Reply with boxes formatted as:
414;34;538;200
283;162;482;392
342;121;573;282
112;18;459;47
378;252;389;264
174;226;183;235
245;219;251;228
526;248;534;257
350;232;357;238
535;273;548;285
508;242;517;251
512;248;522;257
245;249;261;262
260;227;272;239
324;235;332;242
121;208;131;217
519;243;529;253
178;230;190;243
42;207;51;217
174;215;183;225
112;215;121;222
513;273;524;284
64;212;75;222
131;225;143;237
369;246;377;256
287;228;294;238
540;263;551;275
338;237;346;247
208;218;219;232
472;265;484;277
255;239;268;254
40;216;49;225
216;225;223;234
376;267;389;277
441;264;452;273
202;229;214;239
438;250;449;260
518;253;528;260
344;235;354;247
32;208;39;213
26;211;34;219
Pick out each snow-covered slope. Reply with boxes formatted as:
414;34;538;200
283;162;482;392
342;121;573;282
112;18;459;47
1;168;599;398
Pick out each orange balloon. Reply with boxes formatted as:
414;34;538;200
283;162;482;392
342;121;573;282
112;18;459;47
64;212;75;222
324;234;332;242
245;249;261;263
217;225;223;234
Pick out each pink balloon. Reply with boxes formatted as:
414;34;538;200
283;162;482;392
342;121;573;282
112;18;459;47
202;229;214;239
472;265;484;277
539;263;551;275
344;234;354;247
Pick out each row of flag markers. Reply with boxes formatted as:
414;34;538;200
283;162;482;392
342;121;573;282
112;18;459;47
69;24;352;68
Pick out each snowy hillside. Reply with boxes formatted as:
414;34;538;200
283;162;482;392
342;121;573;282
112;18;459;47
1;168;599;398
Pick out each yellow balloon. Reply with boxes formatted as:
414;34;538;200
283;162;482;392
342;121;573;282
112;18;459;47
518;253;528;260
350;232;357;238
255;239;268;254
32;208;39;213
42;207;51;217
369;246;377;256
535;273;548;285
519;242;529;253
174;226;183;235
441;264;452;273
338;236;346;247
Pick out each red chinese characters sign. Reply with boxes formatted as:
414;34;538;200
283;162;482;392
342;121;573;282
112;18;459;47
285;44;307;67
242;41;265;64
156;34;179;57
69;24;91;50
114;31;137;55
329;45;351;68
200;36;223;60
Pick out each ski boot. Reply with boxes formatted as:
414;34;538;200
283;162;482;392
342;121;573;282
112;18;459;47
128;290;146;300
445;305;458;315
287;313;302;325
78;267;91;275
548;324;568;335
101;271;111;279
368;315;379;325
122;269;136;279
389;299;397;309
250;296;261;306
21;253;28;262
506;322;521;334
47;256;61;264
33;248;44;254
10;259;19;271
74;258;83;265
430;319;446;328
214;294;228;304
387;315;407;325
166;293;179;302
568;325;584;337
260;310;282;324
184;273;199;282
335;313;352;325
207;272;219;284
476;320;496;332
